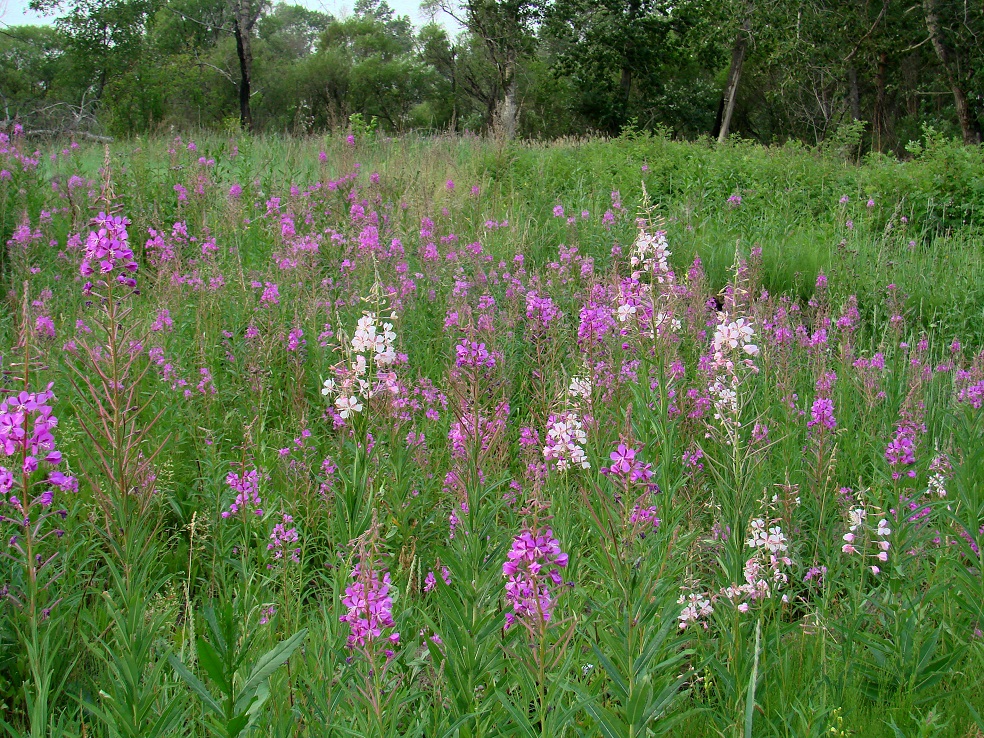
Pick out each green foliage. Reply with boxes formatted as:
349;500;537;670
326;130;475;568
83;590;186;738
169;603;307;738
4;0;982;143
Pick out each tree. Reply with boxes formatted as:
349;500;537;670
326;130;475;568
29;0;162;101
922;0;983;144
257;3;330;60
230;0;266;129
714;0;752;142
543;0;713;135
1;0;981;145
145;0;268;129
0;26;76;126
292;0;436;130
247;4;331;129
426;0;539;137
419;22;503;129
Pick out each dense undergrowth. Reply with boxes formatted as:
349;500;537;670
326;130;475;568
0;128;983;737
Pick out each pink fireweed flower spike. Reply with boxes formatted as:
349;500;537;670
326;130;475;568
80;212;138;293
502;527;569;629
221;469;262;518
340;563;399;650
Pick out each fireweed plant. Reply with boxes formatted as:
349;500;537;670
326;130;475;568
67;158;189;738
0;131;983;736
0;298;80;738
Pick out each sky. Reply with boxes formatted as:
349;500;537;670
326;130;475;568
1;0;48;25
0;0;462;31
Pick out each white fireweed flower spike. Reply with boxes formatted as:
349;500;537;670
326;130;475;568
335;395;363;419
543;412;590;471
617;303;636;322
712;315;759;369
677;591;713;629
323;290;401;422
568;375;591;401
630;226;672;281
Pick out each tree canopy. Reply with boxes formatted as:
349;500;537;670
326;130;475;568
1;0;981;149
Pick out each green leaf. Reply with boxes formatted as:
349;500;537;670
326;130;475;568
625;677;651;727
495;691;538;738
590;642;629;700
196;637;231;696
202;607;228;657
225;712;250;738
168;654;224;717
965;699;984;731
582;700;629;738
633;613;677;675
641;677;687;726
78;698;119;736
239;628;308;699
247;681;270;717
744;619;762;738
145;698;185;738
438;713;480;738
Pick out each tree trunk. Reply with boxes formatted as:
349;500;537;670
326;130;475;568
614;65;633;134
873;52;887;151
717;3;753;144
494;65;518;139
450;53;458;131
711;94;725;139
619;66;632;108
848;67;860;121
923;0;982;144
233;0;254;132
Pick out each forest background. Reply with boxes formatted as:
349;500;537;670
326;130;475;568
1;0;983;149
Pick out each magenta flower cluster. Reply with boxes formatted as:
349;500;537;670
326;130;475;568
339;563;400;652
448;402;508;460
423;566;451;592
0;387;75;568
80;212;138;292
885;422;918;479
525;291;561;329
808;372;837;434
267;514;300;564
0;388;65;472
629;504;660;532
455;339;496;369
502;528;569;629
600;444;653;484
221;469;262;518
808;398;836;432
259;282;280;306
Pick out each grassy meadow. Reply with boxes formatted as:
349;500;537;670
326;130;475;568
1;128;984;737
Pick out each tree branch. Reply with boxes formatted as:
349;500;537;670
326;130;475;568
844;0;891;63
166;6;232;35
194;51;239;87
23;129;114;141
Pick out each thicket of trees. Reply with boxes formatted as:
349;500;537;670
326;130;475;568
2;0;983;148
